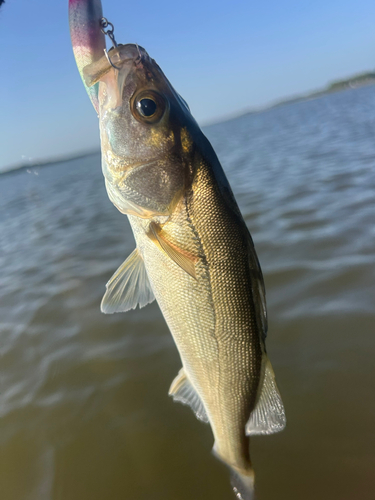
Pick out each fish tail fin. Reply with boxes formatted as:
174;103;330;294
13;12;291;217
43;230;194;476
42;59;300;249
212;444;255;499
230;467;255;500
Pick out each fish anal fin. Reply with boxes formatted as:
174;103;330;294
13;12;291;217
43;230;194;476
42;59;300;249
246;357;286;436
101;248;155;314
148;222;198;279
169;369;209;423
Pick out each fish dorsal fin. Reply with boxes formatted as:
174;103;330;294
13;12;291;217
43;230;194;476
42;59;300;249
169;369;209;423
245;358;286;435
101;248;155;314
148;222;197;279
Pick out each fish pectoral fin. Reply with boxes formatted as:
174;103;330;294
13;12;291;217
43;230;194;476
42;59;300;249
245;357;286;435
169;369;209;423
148;222;198;279
101;248;155;314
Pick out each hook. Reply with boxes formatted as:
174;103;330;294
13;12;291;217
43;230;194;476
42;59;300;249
100;17;121;70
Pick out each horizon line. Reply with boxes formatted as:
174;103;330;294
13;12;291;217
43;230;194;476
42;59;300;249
2;71;374;175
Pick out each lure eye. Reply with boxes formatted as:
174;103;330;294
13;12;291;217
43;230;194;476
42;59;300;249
132;91;166;124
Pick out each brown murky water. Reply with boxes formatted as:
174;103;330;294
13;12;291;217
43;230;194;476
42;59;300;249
1;85;375;500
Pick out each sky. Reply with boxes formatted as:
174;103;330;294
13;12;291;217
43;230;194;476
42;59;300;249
0;0;374;171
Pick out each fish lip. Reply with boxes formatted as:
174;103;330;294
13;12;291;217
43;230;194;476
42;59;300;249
83;43;150;87
108;43;149;63
107;44;142;66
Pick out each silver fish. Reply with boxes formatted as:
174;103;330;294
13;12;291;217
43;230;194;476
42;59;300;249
69;3;286;498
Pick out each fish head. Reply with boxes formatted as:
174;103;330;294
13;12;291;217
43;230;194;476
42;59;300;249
83;43;202;218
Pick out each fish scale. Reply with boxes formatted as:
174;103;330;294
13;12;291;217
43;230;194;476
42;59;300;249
128;153;261;476
188;158;261;472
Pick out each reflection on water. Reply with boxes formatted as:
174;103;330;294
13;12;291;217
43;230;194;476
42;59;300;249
1;85;375;500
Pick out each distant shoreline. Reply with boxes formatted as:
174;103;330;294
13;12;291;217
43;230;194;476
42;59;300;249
2;71;374;175
257;70;375;112
203;71;375;126
0;150;100;176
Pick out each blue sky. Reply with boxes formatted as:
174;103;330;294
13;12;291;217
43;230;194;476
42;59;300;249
0;0;374;171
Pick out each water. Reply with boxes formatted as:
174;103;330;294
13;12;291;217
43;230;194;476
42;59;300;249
1;85;375;500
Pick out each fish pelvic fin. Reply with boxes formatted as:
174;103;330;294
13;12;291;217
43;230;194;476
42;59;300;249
230;468;255;500
169;369;209;423
246;356;286;436
101;248;155;314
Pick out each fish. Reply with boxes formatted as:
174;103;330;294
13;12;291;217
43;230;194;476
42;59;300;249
69;2;286;498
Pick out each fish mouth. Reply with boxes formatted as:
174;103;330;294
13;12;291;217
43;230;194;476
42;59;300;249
82;44;150;88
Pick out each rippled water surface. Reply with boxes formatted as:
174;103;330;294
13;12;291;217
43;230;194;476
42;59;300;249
1;85;375;500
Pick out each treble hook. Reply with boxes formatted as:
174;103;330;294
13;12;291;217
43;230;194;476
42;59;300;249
134;43;144;65
100;17;121;70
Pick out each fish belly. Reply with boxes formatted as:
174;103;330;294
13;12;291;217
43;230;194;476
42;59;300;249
128;211;220;397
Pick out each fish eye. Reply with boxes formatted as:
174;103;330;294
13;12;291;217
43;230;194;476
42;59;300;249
137;98;157;117
132;90;166;124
